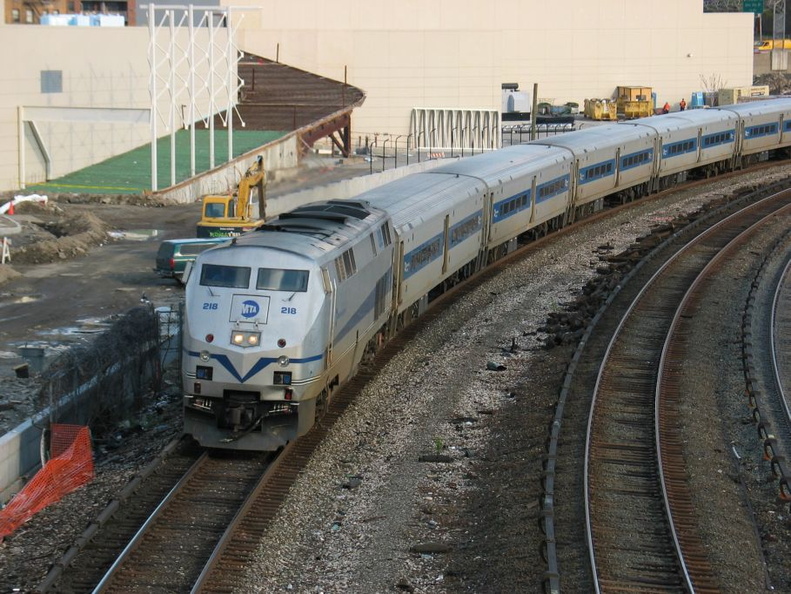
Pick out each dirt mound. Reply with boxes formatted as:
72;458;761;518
6;210;113;265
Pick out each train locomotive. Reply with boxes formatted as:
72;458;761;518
182;98;791;451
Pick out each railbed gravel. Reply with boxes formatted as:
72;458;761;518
2;165;791;593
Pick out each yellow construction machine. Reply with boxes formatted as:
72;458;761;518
196;156;267;238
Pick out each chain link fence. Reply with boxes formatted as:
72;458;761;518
32;305;182;437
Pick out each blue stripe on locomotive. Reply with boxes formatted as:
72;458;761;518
701;129;735;148
745;123;779;138
620;148;653;171
334;269;392;341
186;351;324;383
579;159;615;184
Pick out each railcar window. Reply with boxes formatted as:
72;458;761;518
581;161;614;182
404;236;442;278
200;264;251;288
621;150;652;169
537;176;569;201
256;268;309;292
702;131;734;148
450;212;482;246
747;123;779;137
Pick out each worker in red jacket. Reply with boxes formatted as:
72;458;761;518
679;98;687;111
662;102;670;114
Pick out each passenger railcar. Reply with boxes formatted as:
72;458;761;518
182;98;791;451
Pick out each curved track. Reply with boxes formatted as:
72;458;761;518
586;190;791;593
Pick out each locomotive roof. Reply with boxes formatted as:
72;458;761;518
227;199;387;261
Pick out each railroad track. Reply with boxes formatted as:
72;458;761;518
586;190;791;592
38;438;204;592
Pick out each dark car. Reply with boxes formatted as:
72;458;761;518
154;237;229;282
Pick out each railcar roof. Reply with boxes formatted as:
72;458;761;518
715;98;791;117
427;144;570;180
532;122;653;151
626;109;738;133
353;171;488;231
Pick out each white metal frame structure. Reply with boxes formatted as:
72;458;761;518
409;108;500;153
147;4;249;190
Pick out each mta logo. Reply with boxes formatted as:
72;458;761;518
240;300;260;318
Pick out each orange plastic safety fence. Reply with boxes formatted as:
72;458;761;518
0;424;94;541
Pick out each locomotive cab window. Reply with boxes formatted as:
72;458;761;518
200;264;251;288
256;268;309;292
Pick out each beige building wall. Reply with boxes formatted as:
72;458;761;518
0;25;230;192
234;0;754;140
0;1;754;193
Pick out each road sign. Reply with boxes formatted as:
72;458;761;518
743;0;764;13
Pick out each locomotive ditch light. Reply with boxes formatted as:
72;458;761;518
231;330;261;347
278;355;290;367
199;350;211;362
194;382;201;394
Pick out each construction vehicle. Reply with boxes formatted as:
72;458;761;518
196;156;267;238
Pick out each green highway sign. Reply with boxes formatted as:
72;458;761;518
743;0;763;13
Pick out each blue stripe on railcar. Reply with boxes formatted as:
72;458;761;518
745;123;779;138
701;130;735;148
620;149;653;171
662;138;698;159
579;159;615;184
403;232;443;279
493;192;530;223
784;120;791;132
536;175;570;203
449;211;483;247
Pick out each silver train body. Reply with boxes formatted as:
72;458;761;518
182;98;791;450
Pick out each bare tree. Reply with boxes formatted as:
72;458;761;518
699;73;729;93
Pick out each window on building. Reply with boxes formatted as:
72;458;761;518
11;8;19;22
25;9;34;23
41;71;63;94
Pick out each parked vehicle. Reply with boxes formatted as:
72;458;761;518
754;39;791;51
154;237;229;282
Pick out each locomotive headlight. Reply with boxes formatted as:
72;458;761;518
231;330;261;348
199;350;211;362
278;355;290;367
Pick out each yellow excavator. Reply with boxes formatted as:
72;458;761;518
196;156;267;238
